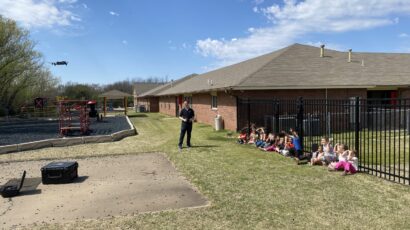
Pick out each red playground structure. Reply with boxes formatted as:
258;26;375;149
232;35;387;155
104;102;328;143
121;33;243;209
58;100;90;136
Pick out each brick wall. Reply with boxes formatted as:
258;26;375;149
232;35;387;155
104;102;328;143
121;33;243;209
157;92;237;130
191;92;237;131
159;96;177;116
399;88;410;98
157;88;367;131
137;97;159;112
148;97;159;112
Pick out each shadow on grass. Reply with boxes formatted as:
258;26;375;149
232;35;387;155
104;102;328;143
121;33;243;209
207;136;229;141
187;145;220;148
128;114;148;118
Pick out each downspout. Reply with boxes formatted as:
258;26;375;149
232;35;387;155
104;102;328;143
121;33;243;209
235;95;239;132
325;88;330;138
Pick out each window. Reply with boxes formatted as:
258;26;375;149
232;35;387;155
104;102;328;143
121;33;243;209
211;95;217;109
210;91;217;109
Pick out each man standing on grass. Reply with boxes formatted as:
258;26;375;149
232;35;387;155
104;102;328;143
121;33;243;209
178;100;195;150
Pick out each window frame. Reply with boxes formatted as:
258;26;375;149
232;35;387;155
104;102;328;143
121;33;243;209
211;92;217;109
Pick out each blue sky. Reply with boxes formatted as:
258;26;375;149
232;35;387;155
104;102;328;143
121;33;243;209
1;0;410;84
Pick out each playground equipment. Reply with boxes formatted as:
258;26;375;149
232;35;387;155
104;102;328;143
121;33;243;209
87;100;99;118
58;100;90;136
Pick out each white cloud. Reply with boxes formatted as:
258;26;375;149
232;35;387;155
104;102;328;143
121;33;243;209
253;0;264;5
70;15;81;22
399;33;409;38
122;40;128;45
0;0;80;28
109;11;120;16
196;0;410;65
59;0;77;3
82;3;88;9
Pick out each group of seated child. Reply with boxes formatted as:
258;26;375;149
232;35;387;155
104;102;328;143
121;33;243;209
238;126;358;175
310;137;358;175
237;125;304;160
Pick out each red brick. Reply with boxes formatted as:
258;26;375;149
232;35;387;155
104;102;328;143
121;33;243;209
157;89;366;131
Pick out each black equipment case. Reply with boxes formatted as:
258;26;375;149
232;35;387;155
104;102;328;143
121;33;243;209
41;161;78;184
1;171;26;198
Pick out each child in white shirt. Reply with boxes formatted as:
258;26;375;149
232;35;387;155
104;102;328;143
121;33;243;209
329;150;358;175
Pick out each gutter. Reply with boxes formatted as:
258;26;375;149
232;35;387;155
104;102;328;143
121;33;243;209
143;84;410;97
231;85;375;90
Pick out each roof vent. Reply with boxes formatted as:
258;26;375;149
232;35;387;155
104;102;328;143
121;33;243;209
348;49;352;63
320;45;325;58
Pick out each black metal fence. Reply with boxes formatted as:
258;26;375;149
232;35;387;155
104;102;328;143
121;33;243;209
237;97;410;185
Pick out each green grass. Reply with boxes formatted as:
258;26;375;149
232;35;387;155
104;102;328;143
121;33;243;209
2;112;410;229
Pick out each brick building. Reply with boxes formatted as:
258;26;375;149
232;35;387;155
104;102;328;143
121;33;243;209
133;83;164;112
139;44;410;131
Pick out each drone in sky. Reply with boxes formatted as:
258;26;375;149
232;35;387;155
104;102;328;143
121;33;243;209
51;61;68;66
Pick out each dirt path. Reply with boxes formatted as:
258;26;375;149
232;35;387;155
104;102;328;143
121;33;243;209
0;153;208;229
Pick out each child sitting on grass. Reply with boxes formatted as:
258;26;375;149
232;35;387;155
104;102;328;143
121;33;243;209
274;136;285;153
255;133;265;148
310;145;324;165
321;137;335;165
264;134;279;151
328;150;358;175
334;143;349;162
328;143;348;168
281;135;294;156
255;127;266;141
237;130;247;144
261;133;274;149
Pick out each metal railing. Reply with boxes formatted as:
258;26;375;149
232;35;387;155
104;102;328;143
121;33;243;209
237;97;410;185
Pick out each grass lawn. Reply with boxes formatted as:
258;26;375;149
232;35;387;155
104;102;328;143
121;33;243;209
2;112;410;229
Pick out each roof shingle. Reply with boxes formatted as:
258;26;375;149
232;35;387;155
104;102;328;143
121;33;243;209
151;43;410;96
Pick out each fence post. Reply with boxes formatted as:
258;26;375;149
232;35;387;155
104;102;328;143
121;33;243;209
247;98;251;138
297;97;304;148
355;97;360;159
274;100;280;133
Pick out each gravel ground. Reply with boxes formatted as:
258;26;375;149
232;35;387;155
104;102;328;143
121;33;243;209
0;116;131;146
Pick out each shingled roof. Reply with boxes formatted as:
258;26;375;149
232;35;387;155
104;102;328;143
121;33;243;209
154;43;410;96
139;74;198;98
134;83;165;96
99;90;132;99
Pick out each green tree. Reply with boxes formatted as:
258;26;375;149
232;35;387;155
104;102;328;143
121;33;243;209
61;82;100;100
0;16;59;115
